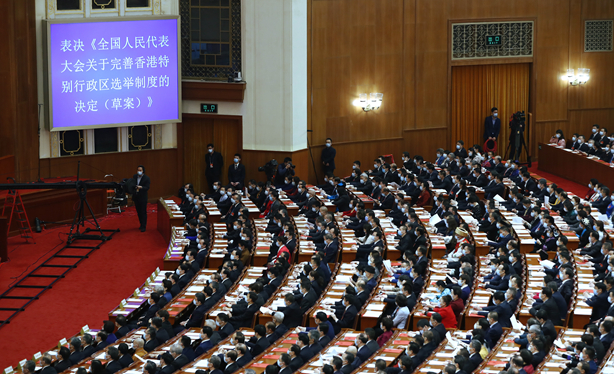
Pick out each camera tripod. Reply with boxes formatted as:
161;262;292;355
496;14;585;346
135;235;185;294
504;131;532;167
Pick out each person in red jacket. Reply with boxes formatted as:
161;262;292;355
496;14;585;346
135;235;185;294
429;295;457;329
342;199;360;217
450;288;465;323
272;236;291;264
415;180;432;207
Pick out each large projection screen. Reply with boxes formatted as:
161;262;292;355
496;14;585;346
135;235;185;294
44;16;181;131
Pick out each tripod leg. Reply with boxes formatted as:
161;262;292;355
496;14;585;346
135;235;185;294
67;198;85;244
84;198;106;239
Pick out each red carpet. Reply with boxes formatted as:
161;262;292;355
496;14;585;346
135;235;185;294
0;204;167;369
529;161;587;197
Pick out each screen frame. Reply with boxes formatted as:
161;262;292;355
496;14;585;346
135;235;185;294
43;15;182;132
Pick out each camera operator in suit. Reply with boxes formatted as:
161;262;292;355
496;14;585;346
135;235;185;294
133;165;150;232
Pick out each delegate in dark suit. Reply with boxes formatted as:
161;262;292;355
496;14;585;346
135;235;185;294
228;163;246;189
205;150;224;192
321;145;336;173
132;170;150;231
484;115;501;141
173;355;191;370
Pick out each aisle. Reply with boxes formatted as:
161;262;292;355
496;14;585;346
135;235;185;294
0;204;167;369
528;161;587;197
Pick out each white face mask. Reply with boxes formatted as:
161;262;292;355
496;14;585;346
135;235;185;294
208;148;214;153
137;170;143;176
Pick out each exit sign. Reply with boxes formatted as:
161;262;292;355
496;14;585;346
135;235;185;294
486;35;502;46
200;103;218;113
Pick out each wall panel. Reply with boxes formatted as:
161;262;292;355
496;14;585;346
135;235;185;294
181;115;242;194
307;0;614;169
40;149;179;202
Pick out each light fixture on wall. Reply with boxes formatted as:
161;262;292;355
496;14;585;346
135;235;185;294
353;93;384;112
563;68;590;86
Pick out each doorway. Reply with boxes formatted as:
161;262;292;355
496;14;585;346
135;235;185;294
451;63;530;161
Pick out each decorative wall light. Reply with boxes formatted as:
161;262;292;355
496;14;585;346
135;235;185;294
353;93;384;112
563;68;590;86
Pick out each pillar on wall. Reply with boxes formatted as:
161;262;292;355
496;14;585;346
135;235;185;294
242;0;307;153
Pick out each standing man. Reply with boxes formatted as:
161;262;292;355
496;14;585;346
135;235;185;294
484;107;501;143
205;143;223;193
228;153;246;190
133;165;150;232
321;138;336;174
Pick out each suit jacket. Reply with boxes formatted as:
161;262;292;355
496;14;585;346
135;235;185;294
413;342;437;367
279;368;293;374
290;356;304;371
587;291;610;321
81;344;96;358
228;163;246;186
356;345;372;364
300;289;318;314
194;339;214;356
219;322;236;339
340;365;354;374
251;336;271;356
484;116;501;140
319;335;332;347
279;302;303;328
119;354;134;368
236;352;253;368
54;360;72;373
106;360;123;374
205;151;224;177
132;173;151;202
144;339;158;352
224;362;240;374
160;365;175;374
157;328;170;344
464;353;483;373
321;146;336;171
41;367;58;374
300;346;315;362
486;322;503;348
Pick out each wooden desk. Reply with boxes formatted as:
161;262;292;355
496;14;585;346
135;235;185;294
240;330;304;374
538;142;614;187
157;197;184;244
177;328;255;374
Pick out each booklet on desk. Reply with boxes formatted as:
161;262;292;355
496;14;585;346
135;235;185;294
429;214;442;226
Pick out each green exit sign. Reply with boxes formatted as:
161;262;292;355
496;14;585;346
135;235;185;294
486;35;502;46
200;103;218;113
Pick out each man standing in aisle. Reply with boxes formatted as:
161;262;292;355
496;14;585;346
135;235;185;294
205;143;224;193
133;165;150;232
321;138;336;175
228;153;246;190
484;107;501;143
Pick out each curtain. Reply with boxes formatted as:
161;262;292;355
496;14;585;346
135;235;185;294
451;63;530;161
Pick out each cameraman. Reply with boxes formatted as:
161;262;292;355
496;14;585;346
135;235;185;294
275;157;295;185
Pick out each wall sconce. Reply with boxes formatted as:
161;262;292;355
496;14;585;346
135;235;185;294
563;68;590;86
353;93;383;112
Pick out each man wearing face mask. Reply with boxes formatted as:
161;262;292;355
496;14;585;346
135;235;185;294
321;137;336;174
484;107;501;143
132;165;150;232
575;135;590;153
205;143;224;193
227;153;246;190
